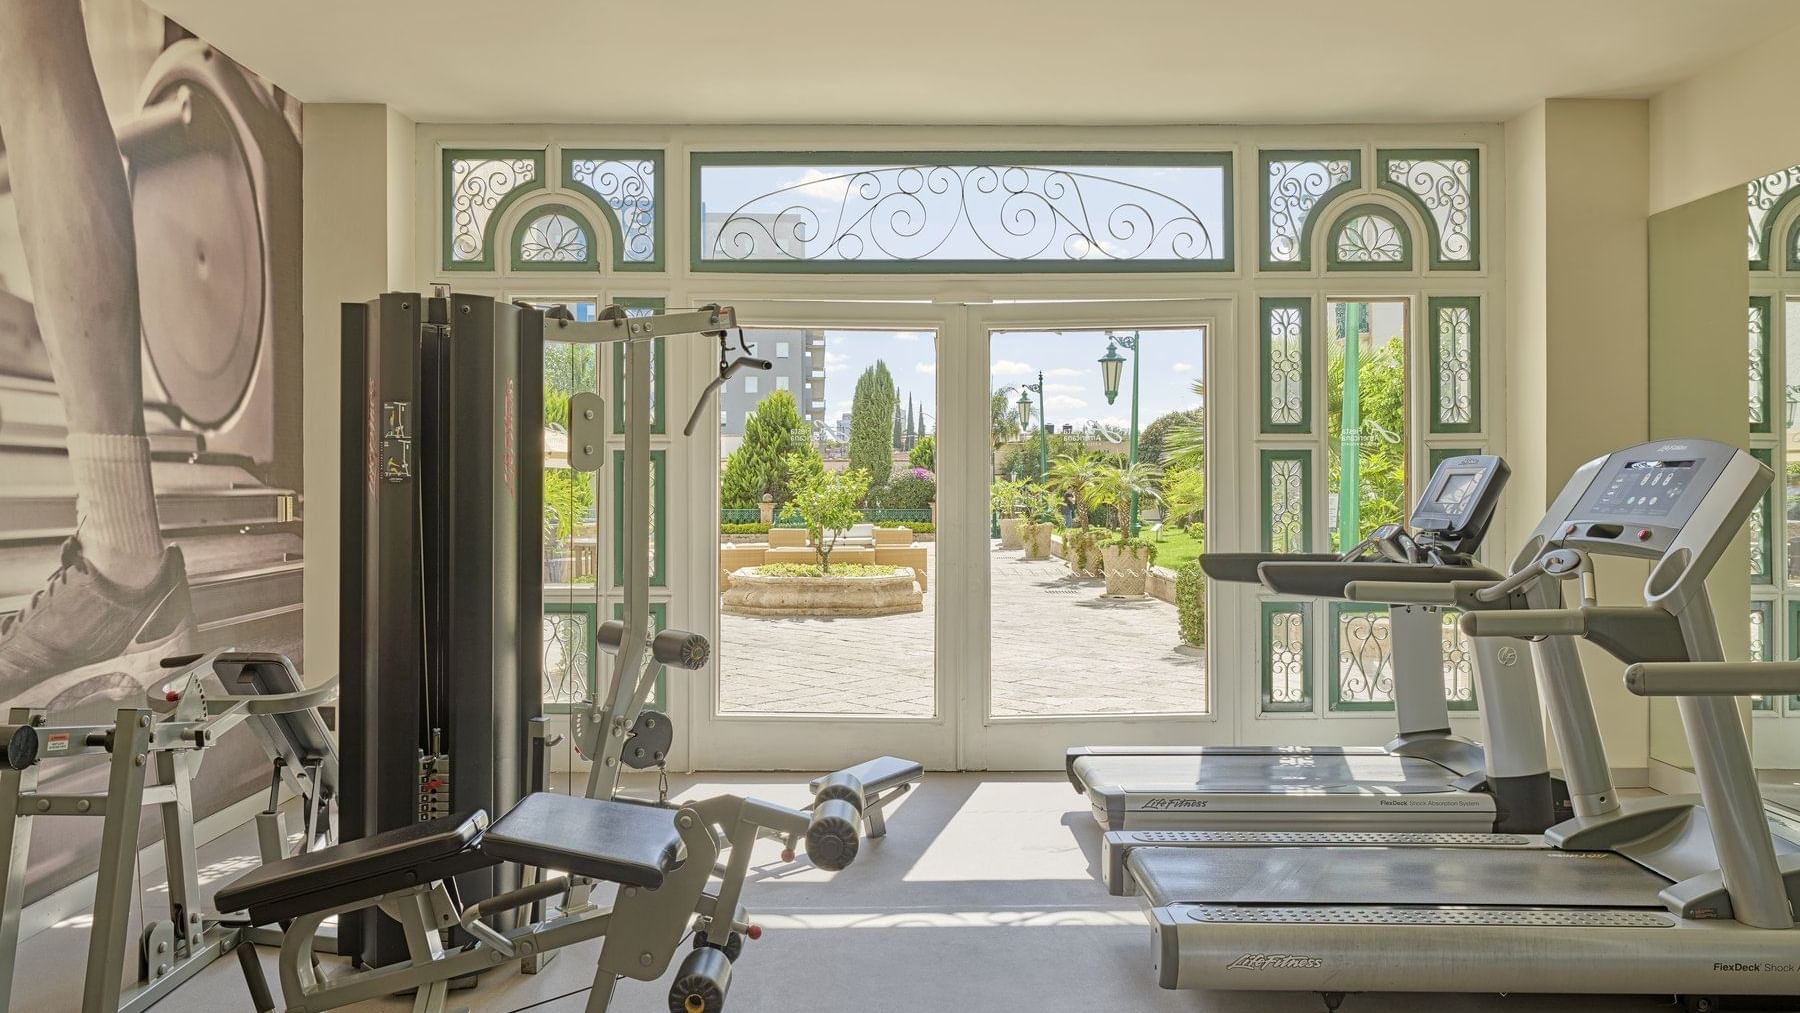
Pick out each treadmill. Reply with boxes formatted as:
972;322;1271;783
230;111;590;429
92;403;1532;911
1122;439;1800;1006
1068;454;1563;834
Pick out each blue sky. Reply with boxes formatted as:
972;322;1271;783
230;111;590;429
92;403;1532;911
819;327;1206;433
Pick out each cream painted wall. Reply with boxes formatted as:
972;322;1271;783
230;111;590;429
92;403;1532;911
1504;99;1653;776
1649;20;1800;213
301;103;416;677
1645;188;1752;771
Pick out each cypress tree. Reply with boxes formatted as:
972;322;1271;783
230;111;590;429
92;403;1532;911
849;361;897;487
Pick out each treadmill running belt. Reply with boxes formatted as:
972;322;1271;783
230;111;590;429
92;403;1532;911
1075;751;1461;793
1128;845;1666;909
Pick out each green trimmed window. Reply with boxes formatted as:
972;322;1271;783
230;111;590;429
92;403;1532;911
542;602;597;713
1752;448;1774;586
513;204;597;270
1261;601;1312;712
1751;600;1775;712
609;601;669;710
1750;296;1772;434
613;449;666;587
444;149;545;270
1260;298;1311;433
1378;149;1479;269
1261;449;1312;552
1326;204;1411;270
1430;296;1481;433
611;298;667;435
1329;602;1395;711
562;150;662;269
1261;151;1358;271
1747;166;1800;270
691;152;1233;271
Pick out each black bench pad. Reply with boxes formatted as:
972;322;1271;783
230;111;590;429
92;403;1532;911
216;811;491;923
808;756;924;794
482;793;684;889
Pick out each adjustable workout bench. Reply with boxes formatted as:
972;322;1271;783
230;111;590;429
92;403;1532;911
221;787;845;1013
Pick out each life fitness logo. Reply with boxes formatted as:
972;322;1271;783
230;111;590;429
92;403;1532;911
501;378;516;495
366;379;379;497
1228;954;1325;971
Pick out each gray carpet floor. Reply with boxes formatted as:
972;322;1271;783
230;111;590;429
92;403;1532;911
12;773;1713;1012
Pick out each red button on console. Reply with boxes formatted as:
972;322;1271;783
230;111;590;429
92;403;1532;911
1637;529;1651;540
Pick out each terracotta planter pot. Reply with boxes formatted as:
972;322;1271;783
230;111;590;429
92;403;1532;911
1101;544;1152;598
997;515;1024;549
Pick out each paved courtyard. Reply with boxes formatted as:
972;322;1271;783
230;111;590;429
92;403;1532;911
718;543;1208;716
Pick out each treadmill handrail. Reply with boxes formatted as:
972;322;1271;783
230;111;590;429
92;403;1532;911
1198;552;1339;584
1625;661;1800;697
1277;562;1499;601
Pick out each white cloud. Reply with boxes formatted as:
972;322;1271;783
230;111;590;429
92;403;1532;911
825;351;849;371
892;331;926;342
777;168;853;204
915;362;936;374
992;359;1035;377
1047;394;1088;412
1045;367;1083;378
1044;382;1085;394
1172;362;1193;373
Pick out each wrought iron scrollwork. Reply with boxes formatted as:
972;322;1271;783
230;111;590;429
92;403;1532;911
1267;305;1305;426
1335;213;1405;262
1384;156;1475;264
1749;302;1768;429
1267;158;1353;264
567;157;658;263
1747;166;1800;266
1336;609;1395;704
1269;609;1307;704
450;156;539;263
1441;611;1475;704
543;611;593;707
1269;456;1305;553
702;162;1222;265
519;212;590;262
1436;304;1475;426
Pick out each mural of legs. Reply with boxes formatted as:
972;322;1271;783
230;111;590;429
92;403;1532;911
0;0;192;711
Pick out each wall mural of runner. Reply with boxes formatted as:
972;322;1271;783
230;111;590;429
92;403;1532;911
0;0;303;902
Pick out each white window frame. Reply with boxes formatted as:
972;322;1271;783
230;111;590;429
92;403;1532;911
413;124;1506;773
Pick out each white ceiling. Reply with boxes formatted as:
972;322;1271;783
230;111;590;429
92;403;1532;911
153;0;1794;126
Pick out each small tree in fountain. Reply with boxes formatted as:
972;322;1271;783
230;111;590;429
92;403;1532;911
786;455;870;574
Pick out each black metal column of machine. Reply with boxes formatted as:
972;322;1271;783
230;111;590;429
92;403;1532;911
338;291;544;966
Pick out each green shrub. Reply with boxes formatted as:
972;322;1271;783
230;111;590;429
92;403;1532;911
1175;560;1206;647
1062;527;1105;574
720;522;771;535
755;563;906;578
885;522;934;534
909;434;935;471
872;468;936;510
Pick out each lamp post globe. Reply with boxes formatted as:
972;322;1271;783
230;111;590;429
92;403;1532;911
1098;340;1126;406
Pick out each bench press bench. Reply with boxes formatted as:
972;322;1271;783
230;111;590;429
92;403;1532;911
219;789;833;1013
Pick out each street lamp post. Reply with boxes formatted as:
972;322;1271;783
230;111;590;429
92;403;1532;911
1017;372;1049;484
1099;331;1142;535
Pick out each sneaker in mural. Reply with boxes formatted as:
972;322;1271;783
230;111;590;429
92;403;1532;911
0;537;194;715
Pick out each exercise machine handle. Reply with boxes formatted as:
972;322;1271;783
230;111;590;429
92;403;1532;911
596;622;711;670
1343;580;1457;605
1624;662;1800;697
1459;609;1587;638
0;725;37;771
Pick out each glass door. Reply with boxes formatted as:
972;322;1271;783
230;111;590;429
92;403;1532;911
686;301;959;770
963;300;1237;770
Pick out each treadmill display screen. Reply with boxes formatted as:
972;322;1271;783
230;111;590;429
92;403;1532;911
1590;459;1698;517
1432;469;1484;516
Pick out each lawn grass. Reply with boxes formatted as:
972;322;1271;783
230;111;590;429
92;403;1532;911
1148;526;1205;570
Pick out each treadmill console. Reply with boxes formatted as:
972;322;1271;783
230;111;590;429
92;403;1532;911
1408;454;1508;557
1556;440;1741;557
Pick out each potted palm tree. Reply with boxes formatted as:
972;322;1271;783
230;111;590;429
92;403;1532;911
1017;482;1057;560
1090;460;1164;598
991;477;1026;549
1048;451;1104;576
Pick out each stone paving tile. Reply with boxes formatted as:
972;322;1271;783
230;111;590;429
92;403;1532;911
718;543;1208;716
